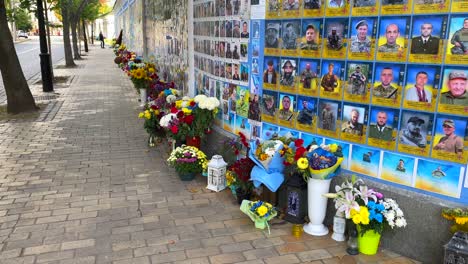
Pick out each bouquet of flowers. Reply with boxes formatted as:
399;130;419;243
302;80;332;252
442;207;468;233
138;106;165;146
167;145;208;175
325;177;407;236
253;139;285;171
240;200;278;232
226;157;256;195
191;95;220;137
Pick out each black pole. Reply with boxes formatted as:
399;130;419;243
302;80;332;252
37;0;53;92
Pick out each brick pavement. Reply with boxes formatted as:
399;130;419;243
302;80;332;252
0;45;421;264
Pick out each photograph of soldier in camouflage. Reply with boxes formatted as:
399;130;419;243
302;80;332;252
280;59;297;87
448;17;468;55
346;63;369;95
341;105;366;136
319;101;339;131
373;65;401;100
278;94;295;121
300;21;321;51
350;19;374;53
399;112;431;148
282;21;300;50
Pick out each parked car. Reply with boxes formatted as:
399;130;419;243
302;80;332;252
17;30;28;38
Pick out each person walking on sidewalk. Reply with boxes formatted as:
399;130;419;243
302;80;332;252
99;32;105;48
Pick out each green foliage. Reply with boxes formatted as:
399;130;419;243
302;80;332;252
15;8;32;31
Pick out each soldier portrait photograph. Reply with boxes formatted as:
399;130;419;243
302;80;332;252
439;70;468;106
377;18;408;53
296;96;317;125
248;94;262;122
368;108;398;141
225;20;233;38
404;66;439;104
447;17;468;56
278;94;295;121
265;22;280;49
326;26;344;51
240;64;249;82
304;0;321;9
320;61;342;93
300;22;321;51
396;159;406;172
282;21;300;50
341;105;366;136
328;0;344;7
381;0;406;5
346;63;369;95
319;101;339;131
432;118;465;156
410;17;444;55
261;91;278;117
299;60;319;89
233;20;241;38
241;21;250;38
268;0;281;13
263;57;278;85
280;59;297;87
373;65;400;100
399;112;431;148
350;19;374;53
283;0;300;10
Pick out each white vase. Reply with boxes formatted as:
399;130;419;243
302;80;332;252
303;178;332;236
139;88;147;108
331;212;346;241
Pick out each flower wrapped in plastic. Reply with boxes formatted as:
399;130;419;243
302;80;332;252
248;140;286;192
240;200;277;233
307;146;344;180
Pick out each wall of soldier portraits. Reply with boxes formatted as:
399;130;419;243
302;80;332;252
193;0;468;203
114;0;144;55
114;0;190;94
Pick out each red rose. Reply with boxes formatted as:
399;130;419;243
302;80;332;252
283;161;291;166
150;105;157;110
294;147;307;161
190;101;196;107
184;115;194;125
170;107;178;113
176;111;184;119
294;139;304;148
170;125;178;134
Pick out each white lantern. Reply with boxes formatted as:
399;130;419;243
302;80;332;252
206;155;227;192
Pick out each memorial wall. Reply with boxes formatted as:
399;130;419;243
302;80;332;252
192;0;468;204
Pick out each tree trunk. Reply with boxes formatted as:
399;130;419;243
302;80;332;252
71;19;81;60
61;0;75;67
0;1;37;114
91;22;94;44
82;20;88;52
43;0;54;79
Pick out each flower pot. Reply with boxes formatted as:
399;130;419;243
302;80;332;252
139;88;147;108
357;226;381;255
177;172;196;181
236;188;251;205
186;136;201;149
303;178;332;236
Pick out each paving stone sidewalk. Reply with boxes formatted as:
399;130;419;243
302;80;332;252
0;45;420;264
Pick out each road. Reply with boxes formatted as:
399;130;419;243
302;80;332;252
0;36;65;105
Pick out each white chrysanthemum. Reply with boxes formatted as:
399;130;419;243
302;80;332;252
194;94;208;103
396;208;404;217
182;96;190;101
166;95;177;103
159;113;176;127
395;218;407;227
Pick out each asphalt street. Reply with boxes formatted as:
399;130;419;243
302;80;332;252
0;36;65;105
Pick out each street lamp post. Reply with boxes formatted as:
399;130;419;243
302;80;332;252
37;0;53;92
